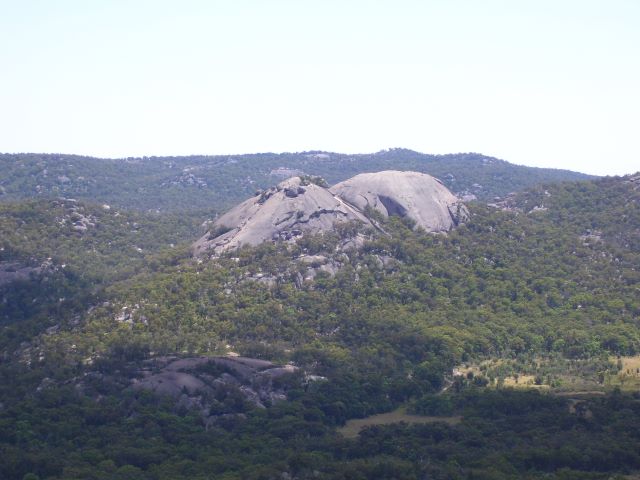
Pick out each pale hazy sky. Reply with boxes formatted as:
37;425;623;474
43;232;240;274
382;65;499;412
1;1;638;175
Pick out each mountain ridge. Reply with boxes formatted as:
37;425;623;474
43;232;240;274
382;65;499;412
0;150;595;212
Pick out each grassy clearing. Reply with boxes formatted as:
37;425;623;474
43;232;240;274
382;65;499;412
455;355;640;394
608;355;640;390
555;390;605;397
502;374;548;389
338;407;461;439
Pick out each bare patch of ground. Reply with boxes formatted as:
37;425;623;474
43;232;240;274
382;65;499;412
338;407;461;439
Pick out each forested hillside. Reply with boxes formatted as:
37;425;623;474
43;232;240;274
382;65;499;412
40;174;640;371
0;199;203;349
0;173;638;479
0;150;593;211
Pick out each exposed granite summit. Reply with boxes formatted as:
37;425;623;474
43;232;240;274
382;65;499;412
331;171;469;232
194;171;468;255
193;177;368;255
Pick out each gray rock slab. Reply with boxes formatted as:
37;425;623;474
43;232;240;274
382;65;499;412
331;170;469;232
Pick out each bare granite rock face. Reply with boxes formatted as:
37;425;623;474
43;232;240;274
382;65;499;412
193;177;369;255
331;171;469;232
194;171;467;255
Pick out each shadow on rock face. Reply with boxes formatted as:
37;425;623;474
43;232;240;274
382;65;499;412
194;171;468;256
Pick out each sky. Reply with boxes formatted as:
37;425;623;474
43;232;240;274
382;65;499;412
0;0;638;176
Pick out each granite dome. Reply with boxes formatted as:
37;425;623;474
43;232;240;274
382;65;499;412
194;172;467;255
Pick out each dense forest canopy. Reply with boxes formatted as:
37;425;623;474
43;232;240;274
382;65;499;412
0;167;638;479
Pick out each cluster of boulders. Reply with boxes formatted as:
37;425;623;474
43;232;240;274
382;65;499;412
130;355;314;426
56;199;97;233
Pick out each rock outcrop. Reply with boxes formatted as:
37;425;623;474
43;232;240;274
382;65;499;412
64;355;311;426
131;355;301;412
0;262;42;287
193;176;369;255
331;171;469;232
194;171;467;255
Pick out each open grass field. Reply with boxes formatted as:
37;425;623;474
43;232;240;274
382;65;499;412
618;355;640;374
455;354;640;395
502;374;549;389
338;407;461;439
608;355;640;390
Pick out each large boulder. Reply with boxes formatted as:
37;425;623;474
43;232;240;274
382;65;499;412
193;177;369;255
331;171;468;232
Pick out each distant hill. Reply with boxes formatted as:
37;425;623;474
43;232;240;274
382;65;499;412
0;150;594;212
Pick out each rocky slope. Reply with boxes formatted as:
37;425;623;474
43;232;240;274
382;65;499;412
194;171;468;255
